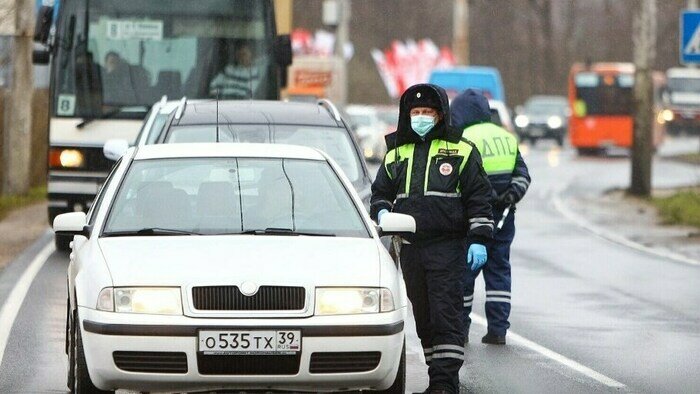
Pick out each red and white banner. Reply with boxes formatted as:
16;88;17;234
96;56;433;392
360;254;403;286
372;39;456;98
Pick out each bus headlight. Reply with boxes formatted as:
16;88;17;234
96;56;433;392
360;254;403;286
514;115;529;128
547;116;563;129
50;148;85;168
661;109;674;122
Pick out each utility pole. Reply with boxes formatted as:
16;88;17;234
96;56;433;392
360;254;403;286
0;0;34;195
452;0;469;65
630;0;657;197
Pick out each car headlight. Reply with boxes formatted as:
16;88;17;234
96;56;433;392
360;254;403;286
49;148;85;169
97;287;182;315
514;115;529;128
364;147;374;158
547;116;563;129
315;288;394;315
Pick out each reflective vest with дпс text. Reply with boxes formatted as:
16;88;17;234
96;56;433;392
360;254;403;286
462;123;518;176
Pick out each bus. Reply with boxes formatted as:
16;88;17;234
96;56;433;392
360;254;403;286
429;66;505;102
33;0;291;249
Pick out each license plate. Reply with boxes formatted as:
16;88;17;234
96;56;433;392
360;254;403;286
198;330;301;355
530;128;544;136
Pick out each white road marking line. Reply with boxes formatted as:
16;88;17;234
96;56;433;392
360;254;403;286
0;242;55;367
552;188;700;266
471;314;626;388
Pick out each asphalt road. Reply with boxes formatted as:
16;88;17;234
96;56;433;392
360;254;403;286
1;137;699;393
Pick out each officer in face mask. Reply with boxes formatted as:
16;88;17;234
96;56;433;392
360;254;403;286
371;84;494;394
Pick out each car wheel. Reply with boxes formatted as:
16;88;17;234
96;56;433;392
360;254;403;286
528;137;538;146
72;316;113;393
55;234;72;252
370;341;405;393
556;135;564;147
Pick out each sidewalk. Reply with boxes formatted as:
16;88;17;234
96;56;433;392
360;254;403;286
0;202;49;271
564;190;700;264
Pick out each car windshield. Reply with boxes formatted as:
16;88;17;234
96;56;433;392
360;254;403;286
525;101;567;116
668;77;700;93
163;125;362;184
103;157;369;238
52;0;276;119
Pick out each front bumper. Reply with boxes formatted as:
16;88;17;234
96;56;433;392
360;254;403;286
48;171;107;214
79;307;405;392
520;124;564;139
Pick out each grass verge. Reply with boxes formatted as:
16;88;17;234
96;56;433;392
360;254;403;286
672;153;700;165
652;189;700;229
0;186;47;221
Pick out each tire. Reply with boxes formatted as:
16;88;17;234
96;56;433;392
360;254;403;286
528;137;538;146
556;135;564;147
55;234;72;252
371;341;405;393
71;317;113;393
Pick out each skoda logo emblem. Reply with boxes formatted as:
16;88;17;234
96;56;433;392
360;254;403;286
240;282;259;296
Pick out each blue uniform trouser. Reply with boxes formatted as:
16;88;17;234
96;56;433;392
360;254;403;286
463;208;515;337
402;238;466;393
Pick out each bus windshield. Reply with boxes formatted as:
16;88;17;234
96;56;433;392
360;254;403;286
574;73;634;116
52;0;277;119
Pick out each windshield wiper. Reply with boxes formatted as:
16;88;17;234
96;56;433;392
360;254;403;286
102;228;201;237
77;107;149;129
240;228;335;237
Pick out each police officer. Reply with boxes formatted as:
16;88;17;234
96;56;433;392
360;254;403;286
371;84;494;393
450;89;531;345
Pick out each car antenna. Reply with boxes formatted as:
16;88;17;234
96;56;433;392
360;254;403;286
216;88;220;143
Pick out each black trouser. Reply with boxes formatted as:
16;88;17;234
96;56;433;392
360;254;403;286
401;237;466;393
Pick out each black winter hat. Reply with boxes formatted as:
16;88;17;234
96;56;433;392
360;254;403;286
404;85;443;111
450;89;491;129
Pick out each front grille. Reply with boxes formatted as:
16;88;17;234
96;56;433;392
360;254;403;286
309;352;381;374
197;354;301;375
192;286;305;311
113;351;187;373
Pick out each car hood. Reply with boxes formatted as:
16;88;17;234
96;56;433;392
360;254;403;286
98;236;380;288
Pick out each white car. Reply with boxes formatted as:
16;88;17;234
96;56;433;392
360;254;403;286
488;99;515;134
55;143;411;393
345;105;389;162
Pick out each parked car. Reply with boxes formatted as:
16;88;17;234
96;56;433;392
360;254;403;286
56;143;411;392
488;99;515;133
105;99;373;207
345;105;389;163
514;95;569;146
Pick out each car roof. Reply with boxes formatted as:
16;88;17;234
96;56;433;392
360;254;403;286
163;100;341;127
133;143;327;161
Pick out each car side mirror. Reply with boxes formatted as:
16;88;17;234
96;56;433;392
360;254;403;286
53;212;90;238
34;6;54;44
378;213;416;236
274;34;293;67
103;139;129;161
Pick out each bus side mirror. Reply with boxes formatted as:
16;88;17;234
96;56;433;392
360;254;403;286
34;6;54;44
274;34;293;67
274;34;292;88
33;49;51;65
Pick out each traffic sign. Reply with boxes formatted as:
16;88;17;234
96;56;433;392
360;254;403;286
681;11;700;64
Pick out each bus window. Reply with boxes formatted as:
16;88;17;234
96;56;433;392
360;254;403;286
574;73;634;116
52;0;277;119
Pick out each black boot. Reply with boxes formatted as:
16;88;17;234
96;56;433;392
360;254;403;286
481;332;506;345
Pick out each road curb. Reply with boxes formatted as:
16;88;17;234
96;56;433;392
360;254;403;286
552;189;700;267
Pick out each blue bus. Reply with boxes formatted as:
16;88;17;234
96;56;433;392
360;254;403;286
429;66;505;103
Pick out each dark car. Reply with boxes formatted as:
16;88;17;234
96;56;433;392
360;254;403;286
125;99;374;206
514;95;569;146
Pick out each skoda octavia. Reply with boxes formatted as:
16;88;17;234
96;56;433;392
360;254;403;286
54;143;412;393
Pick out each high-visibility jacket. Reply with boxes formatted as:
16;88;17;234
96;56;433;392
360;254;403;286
462;123;531;206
